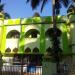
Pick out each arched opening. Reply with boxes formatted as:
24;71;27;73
13;48;18;53
25;47;31;53
6;30;20;38
46;47;52;55
5;48;11;53
45;28;61;37
25;29;40;38
33;47;39;53
46;47;52;52
45;28;51;38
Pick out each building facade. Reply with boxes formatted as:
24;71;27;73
0;13;70;54
0;11;75;75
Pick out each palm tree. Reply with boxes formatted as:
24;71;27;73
0;0;11;19
26;0;70;14
0;3;4;12
26;0;71;74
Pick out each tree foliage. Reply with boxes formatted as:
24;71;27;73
26;0;70;14
0;0;11;19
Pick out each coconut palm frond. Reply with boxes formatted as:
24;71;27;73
31;0;41;10
26;0;70;14
55;0;70;15
0;0;1;3
55;0;61;9
56;9;60;15
41;0;48;12
73;0;75;2
61;0;70;7
55;0;61;15
0;4;4;12
26;0;30;3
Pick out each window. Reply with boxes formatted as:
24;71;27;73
25;29;40;38
5;48;11;53
46;47;52;56
6;30;20;38
25;47;31;53
45;28;61;37
33;47;39;53
13;48;18;53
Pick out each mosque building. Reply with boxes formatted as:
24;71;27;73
0;1;75;75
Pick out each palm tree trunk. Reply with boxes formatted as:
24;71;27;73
52;0;56;28
52;0;60;75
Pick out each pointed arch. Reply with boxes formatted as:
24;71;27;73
6;30;20;38
25;47;31;53
13;48;18;53
46;47;52;53
25;29;40;38
5;48;11;53
46;47;52;56
33;47;39;53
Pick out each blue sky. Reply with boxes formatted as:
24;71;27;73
2;0;67;19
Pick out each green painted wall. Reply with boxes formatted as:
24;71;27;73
1;26;7;53
62;24;70;54
18;25;25;54
40;23;45;54
0;15;72;54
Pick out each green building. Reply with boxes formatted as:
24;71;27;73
0;11;72;75
0;3;75;75
0;13;70;54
